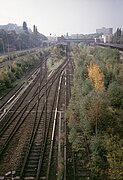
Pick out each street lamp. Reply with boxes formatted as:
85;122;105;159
54;34;57;43
50;33;52;46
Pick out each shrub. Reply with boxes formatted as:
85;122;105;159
108;82;123;107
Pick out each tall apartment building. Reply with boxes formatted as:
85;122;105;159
96;27;113;35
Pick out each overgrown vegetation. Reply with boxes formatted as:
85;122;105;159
47;44;66;71
67;45;123;179
0;50;44;92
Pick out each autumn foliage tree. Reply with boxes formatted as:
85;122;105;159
88;62;104;90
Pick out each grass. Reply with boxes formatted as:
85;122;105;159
47;57;63;72
0;55;8;63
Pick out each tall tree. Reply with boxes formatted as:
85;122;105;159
33;25;36;33
88;62;104;90
113;28;122;43
116;28;121;37
35;26;38;33
23;21;28;31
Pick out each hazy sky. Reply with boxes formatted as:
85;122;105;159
0;0;123;36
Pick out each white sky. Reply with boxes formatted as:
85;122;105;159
0;0;123;36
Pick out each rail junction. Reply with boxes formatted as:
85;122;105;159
0;54;74;179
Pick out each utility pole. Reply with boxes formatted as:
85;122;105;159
50;33;52;46
45;56;47;132
19;39;21;51
1;39;5;54
6;33;11;72
58;111;62;179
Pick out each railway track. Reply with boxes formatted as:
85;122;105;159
0;58;66;151
66;126;91;180
0;57;73;179
65;57;91;180
72;135;90;180
0;53;50;110
0;61;46;168
17;61;69;179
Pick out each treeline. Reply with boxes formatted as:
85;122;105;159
67;45;123;179
0;50;45;91
112;28;123;44
0;22;47;53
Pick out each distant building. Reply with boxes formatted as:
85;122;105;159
71;34;84;39
96;27;113;35
94;34;113;44
121;30;123;36
57;35;66;42
47;36;57;42
102;34;113;43
94;38;101;43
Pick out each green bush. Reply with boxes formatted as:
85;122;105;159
108;82;123;107
0;50;43;91
90;137;108;179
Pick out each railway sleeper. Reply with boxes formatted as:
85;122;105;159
27;157;39;161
